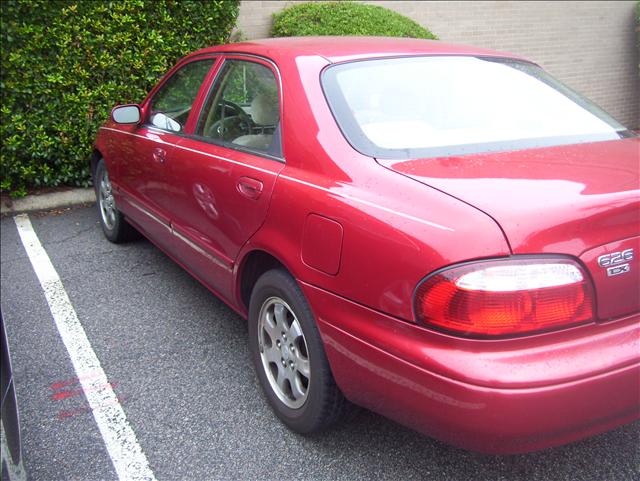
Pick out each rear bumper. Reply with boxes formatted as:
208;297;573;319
301;282;640;454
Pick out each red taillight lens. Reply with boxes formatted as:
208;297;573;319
415;258;594;337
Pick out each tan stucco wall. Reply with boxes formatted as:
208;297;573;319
237;1;640;128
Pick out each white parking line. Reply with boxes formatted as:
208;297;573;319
14;214;157;481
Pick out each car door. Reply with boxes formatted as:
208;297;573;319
159;56;285;301
116;57;217;249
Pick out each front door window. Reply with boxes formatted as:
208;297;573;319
149;60;214;132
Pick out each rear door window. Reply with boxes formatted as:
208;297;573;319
196;59;282;158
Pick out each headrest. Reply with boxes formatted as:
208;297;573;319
251;93;279;126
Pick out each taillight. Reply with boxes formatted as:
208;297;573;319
415;258;594;337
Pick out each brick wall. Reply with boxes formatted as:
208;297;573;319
237;1;640;128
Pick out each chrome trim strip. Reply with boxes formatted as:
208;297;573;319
99;127;278;176
175;142;280;176
101;126;453;232
124;193;232;271
279;174;454;232
172;228;232;272
126;198;171;232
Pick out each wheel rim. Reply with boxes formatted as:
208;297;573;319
258;297;310;409
99;168;117;230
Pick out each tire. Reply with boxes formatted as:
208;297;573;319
249;268;346;433
95;159;138;243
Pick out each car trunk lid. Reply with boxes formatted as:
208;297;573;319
378;138;640;320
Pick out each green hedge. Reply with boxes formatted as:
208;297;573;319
637;1;640;41
1;0;239;197
271;1;437;40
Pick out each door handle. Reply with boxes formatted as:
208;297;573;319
152;147;166;163
237;177;263;200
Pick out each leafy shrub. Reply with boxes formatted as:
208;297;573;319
271;1;437;40
637;1;640;41
1;0;239;196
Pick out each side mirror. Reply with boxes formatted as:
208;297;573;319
111;104;141;124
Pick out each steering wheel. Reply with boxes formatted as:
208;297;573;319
207;100;253;140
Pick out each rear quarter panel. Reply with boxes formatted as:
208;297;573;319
239;54;511;321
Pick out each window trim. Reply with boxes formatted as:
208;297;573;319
189;132;285;163
192;54;286;163
320;55;634;160
142;55;221;135
139;52;286;163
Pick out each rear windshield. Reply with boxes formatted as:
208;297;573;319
321;56;633;160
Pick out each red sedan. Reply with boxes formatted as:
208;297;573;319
92;37;639;454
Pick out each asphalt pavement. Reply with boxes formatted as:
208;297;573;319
1;204;639;481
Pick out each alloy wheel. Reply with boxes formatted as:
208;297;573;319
99;169;116;230
258;296;311;409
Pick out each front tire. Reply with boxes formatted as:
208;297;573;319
249;269;346;433
95;159;138;243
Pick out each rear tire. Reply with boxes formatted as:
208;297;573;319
249;268;346;433
95;159;138;243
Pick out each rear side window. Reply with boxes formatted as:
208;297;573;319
322;56;633;160
148;59;214;132
197;59;282;158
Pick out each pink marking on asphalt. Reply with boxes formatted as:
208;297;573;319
50;372;103;391
50;383;118;401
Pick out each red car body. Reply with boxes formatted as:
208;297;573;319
93;37;640;453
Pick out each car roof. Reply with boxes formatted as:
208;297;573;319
187;36;529;64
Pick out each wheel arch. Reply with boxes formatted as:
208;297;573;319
90;148;103;184
236;249;289;312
